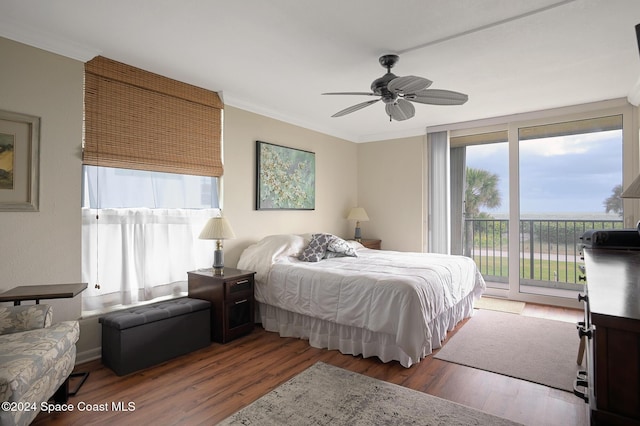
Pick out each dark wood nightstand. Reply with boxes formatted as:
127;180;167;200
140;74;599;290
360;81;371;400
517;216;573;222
359;239;381;250
187;268;256;343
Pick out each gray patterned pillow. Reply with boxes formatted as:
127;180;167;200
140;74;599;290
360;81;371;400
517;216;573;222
298;233;333;262
325;236;358;258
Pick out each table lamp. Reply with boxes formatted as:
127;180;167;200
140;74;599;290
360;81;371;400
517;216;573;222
347;207;369;242
199;216;236;275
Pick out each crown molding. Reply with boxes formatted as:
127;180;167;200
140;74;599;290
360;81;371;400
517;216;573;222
0;21;98;62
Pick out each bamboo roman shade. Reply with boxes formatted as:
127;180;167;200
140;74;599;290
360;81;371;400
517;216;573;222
83;56;223;177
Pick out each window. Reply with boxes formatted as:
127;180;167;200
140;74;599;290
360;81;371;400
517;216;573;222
439;100;633;306
81;167;220;312
82;166;219;209
81;56;224;313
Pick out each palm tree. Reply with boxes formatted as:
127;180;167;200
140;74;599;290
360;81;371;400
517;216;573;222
463;167;501;258
603;184;623;217
465;167;501;218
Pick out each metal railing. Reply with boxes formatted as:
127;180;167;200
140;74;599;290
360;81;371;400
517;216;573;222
464;218;624;290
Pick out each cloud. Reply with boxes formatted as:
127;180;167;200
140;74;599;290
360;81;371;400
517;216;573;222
465;130;622;214
519;130;621;157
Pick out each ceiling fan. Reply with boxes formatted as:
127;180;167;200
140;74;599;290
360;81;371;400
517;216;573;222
323;54;468;121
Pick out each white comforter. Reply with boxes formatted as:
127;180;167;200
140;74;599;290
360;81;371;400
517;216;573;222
238;234;486;360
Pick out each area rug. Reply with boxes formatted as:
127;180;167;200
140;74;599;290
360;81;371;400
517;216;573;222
435;310;580;392
218;362;522;425
474;296;525;314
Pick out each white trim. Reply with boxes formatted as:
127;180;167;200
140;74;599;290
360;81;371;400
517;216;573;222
627;76;640;107
0;22;98;62
225;94;429;143
224;95;358;143
428;98;632;133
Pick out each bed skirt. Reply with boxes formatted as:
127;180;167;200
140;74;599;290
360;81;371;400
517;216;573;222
257;292;476;368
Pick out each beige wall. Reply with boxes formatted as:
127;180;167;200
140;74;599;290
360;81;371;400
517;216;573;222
0;37;84;323
357;136;425;252
222;106;358;266
0;38;361;361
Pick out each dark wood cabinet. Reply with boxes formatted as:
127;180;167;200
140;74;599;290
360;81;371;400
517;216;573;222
582;249;640;425
359;239;381;250
187;268;256;343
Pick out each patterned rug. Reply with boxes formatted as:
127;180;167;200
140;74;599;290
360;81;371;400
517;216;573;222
219;362;522;425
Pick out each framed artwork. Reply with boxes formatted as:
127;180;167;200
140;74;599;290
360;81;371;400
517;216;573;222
0;109;40;211
256;141;315;210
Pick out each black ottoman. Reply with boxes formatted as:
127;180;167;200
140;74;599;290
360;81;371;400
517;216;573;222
99;298;211;376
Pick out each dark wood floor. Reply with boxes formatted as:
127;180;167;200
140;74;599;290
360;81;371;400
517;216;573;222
33;304;587;426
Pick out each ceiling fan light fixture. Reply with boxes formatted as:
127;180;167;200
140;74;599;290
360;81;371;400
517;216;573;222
322;54;468;121
385;99;415;121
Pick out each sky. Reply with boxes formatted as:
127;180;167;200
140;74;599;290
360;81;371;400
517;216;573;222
466;129;623;217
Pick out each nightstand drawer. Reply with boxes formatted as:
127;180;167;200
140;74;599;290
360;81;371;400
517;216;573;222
225;276;253;298
224;297;254;341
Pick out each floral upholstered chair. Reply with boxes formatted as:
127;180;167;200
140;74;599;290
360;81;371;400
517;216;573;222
0;304;79;426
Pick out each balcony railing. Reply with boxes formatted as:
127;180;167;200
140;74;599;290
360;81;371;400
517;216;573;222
464;218;624;290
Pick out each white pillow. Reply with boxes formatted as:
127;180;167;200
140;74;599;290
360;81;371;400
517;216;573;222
238;234;308;282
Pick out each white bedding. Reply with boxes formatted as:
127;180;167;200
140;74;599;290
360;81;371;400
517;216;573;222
238;234;486;366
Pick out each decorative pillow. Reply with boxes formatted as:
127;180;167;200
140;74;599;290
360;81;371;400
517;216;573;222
325;235;358;258
298;233;333;262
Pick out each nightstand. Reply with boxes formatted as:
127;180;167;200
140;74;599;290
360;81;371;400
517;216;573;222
359;239;381;250
187;268;256;343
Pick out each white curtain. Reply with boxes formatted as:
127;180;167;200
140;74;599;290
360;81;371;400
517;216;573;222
81;207;219;311
427;131;451;254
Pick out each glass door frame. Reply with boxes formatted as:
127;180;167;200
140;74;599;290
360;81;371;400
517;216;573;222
447;99;638;309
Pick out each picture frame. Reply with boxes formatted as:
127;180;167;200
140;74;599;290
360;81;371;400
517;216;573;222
0;109;40;211
256;141;315;210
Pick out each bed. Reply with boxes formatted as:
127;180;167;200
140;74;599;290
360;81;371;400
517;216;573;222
237;233;486;367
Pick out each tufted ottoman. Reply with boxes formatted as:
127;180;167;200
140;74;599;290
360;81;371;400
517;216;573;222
99;298;211;376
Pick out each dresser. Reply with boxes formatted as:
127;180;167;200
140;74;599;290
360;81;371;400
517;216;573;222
580;249;640;425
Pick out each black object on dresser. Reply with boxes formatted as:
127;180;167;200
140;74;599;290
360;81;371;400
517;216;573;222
188;268;256;343
580;249;640;425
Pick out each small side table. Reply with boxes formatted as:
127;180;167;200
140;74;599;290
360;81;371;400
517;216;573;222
188;268;256;343
0;283;87;306
359;239;381;250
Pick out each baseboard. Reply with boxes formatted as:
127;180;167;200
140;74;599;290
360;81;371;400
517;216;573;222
76;347;101;365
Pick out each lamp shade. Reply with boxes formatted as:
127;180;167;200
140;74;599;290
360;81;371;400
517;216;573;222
199;217;236;240
621;175;640;198
347;207;369;222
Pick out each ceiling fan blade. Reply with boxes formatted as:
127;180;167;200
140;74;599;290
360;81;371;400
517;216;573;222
407;89;469;105
322;92;377;96
385;99;415;121
331;99;380;117
387;75;432;94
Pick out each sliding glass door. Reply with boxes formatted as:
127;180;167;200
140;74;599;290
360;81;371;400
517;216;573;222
446;102;633;304
452;133;509;291
517;116;623;298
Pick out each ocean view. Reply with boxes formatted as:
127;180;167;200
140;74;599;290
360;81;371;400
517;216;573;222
488;212;623;221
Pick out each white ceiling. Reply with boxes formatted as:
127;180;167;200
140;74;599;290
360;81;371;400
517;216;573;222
1;0;639;142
